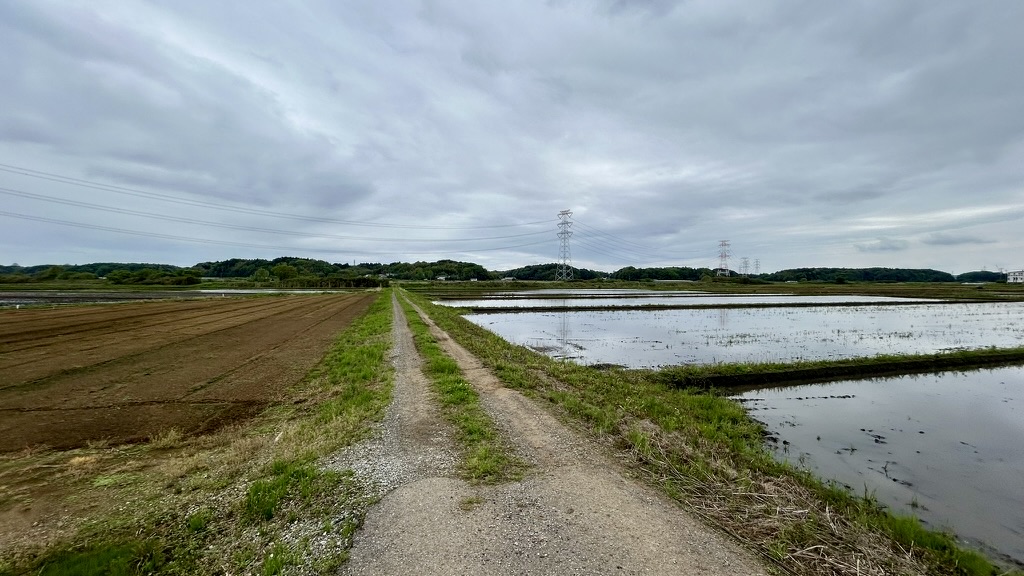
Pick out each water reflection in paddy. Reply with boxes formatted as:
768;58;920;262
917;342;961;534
465;302;1024;368
734;367;1024;566
441;292;933;309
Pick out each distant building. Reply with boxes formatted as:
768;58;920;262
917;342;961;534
1008;270;1024;283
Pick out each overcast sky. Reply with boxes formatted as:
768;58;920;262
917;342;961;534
2;1;1023;274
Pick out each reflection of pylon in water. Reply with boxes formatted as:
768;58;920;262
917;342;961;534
558;300;571;360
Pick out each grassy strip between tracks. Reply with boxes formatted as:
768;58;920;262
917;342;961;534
398;295;523;483
403;289;1022;576
658;346;1024;390
1;290;395;576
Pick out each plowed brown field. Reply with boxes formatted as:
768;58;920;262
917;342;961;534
0;293;373;453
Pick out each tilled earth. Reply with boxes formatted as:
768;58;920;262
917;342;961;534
0;293;373;453
337;294;768;575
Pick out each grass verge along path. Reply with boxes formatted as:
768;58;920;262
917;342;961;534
398;294;523;484
403;289;1022;576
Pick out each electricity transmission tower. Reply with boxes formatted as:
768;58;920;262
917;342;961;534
740;257;750;277
754;259;761;275
556;210;573;281
717;240;731;276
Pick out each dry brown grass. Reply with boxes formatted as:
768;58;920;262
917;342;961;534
624;417;930;576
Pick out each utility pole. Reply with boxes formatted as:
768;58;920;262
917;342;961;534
556;210;574;281
717;240;730;276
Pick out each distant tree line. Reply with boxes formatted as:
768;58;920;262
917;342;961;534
0;263;200;285
493;263;607;281
192;257;489;284
954;271;1005;283
0;260;1011;285
609;266;712;281
762;267;956;283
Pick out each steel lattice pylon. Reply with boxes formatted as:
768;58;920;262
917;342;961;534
556;210;573;281
717;240;730;276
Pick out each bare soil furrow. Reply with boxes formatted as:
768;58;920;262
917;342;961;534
0;293;372;453
0;295;353;387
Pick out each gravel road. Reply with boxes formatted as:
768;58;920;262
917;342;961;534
336;294;768;575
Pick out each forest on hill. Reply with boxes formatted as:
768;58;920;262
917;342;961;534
0;259;1010;285
761;267;957;283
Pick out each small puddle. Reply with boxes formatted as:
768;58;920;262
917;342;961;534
733;366;1024;566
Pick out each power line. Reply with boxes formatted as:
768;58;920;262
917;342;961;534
0;186;550;243
0;163;554;230
571;220;718;266
0;210;551;256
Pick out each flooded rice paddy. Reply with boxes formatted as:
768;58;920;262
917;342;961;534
735;367;1024;566
440;289;934;309
461;302;1024;368
450;289;1024;565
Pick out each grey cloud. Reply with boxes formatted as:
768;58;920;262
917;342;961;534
2;1;1024;272
855;238;911;253
922;233;996;247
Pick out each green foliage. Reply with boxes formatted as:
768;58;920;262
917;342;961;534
876;516;997;576
251;268;271;283
186;509;213;534
956;270;1005;283
610;265;711;281
765;267;956;283
271;264;298;281
261;542;298;576
33;266;65;281
105;267;199;285
494;263;607;281
33;539;165;576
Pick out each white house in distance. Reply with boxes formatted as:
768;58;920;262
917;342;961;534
1008;270;1024;283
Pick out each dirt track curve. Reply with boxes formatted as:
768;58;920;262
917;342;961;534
0;294;373;452
337;294;768;575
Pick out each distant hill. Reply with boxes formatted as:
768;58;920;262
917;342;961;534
193;257;492;282
764;267;955;283
954;270;1006;283
0;262;183;277
493;263;608;281
4;260;1009;285
609;266;713;281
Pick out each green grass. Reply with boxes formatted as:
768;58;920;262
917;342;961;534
657;346;1024;389
31;540;166;576
403;288;1022;576
260;541;298;576
398;294;523;483
242;461;324;523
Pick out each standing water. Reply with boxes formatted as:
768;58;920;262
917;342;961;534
734;366;1024;566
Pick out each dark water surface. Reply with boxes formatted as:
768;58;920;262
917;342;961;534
734;367;1024;566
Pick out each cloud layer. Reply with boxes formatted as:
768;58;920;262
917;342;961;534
2;0;1023;274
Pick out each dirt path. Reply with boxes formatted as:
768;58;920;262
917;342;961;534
339;294;768;575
